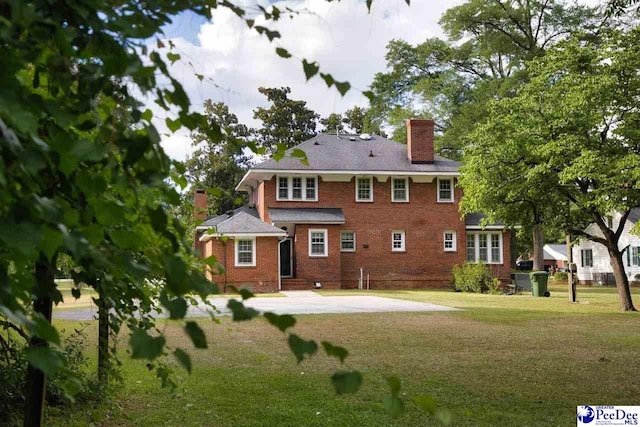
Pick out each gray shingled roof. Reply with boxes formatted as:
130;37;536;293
209;211;285;235
628;208;640;224
269;208;346;224
465;213;505;228
198;206;259;228
253;133;459;173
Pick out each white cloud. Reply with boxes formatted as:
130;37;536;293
155;0;460;161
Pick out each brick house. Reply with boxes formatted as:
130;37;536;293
195;119;511;292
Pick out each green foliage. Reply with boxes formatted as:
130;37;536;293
553;272;568;282
320;106;386;136
253;87;320;153
452;263;501;294
369;1;601;158
331;370;363;395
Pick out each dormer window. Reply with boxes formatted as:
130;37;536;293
276;176;318;201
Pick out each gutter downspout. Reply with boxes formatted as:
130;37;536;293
223;240;227;293
277;236;287;291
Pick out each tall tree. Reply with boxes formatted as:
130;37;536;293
369;0;601;157
320;112;345;133
186;100;251;217
253;87;320;153
460;29;640;311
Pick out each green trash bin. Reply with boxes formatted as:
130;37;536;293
529;271;550;297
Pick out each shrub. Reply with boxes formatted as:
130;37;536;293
452;263;501;294
553;271;568;282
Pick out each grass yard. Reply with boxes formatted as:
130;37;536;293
45;286;640;426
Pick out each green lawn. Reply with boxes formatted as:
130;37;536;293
45;286;640;426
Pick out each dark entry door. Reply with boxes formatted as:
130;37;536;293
280;239;292;278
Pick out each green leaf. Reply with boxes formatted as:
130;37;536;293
362;90;374;102
31;315;61;345
110;229;140;250
174;348;192;374
384;395;405;418
166;117;182;133
40;227;63;260
227;299;259;321
413;395;437;415
436;408;453;425
302;59;320;81
387;375;401;396
185;321;207;349
263;312;296;333
320;73;334;88
160;294;188;319
334;81;351;96
366;0;373;11
141;109;153;121
130;328;166;360
288;334;318;363
167;52;181;64
275;47;292;58
321;341;349;364
26;347;64;376
331;370;362;395
228;285;255;300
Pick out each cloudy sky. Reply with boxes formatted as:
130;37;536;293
156;0;461;161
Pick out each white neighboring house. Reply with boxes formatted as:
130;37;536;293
572;210;640;285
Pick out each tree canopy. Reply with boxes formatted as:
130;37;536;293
460;28;640;311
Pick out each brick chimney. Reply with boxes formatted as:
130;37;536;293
194;189;207;222
406;119;435;164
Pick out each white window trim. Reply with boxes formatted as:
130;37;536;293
391;230;406;252
391;177;409;202
465;232;503;264
443;230;457;252
340;230;356;252
234;237;256;267
308;229;328;257
355;176;374;202
437;178;454;203
582;249;593;268
275;175;318;202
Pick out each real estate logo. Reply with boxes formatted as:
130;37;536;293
577;406;640;426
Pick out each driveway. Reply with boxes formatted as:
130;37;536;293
53;290;461;321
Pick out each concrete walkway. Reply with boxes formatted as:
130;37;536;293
54;291;460;321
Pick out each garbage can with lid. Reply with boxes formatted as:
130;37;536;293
529;271;550;297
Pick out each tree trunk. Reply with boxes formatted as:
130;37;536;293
609;249;637;311
23;261;54;427
97;297;109;385
532;223;545;271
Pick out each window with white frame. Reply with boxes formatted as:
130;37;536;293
356;177;373;202
276;176;317;201
443;231;456;252
340;231;356;252
392;177;409;202
309;229;328;257
234;238;255;267
628;246;640;266
437;178;453;202
581;249;593;267
392;230;405;252
466;232;503;263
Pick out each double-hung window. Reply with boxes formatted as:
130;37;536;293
444;231;456;252
391;178;409;202
581;249;593;267
629;246;640;266
309;229;328;257
392;230;405;252
235;238;256;267
276;176;318;201
356;177;373;202
466;232;502;263
437;178;453;202
340;231;356;252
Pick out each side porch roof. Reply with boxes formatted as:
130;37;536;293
199;211;286;241
268;208;346;224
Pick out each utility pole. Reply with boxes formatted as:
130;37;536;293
566;234;577;302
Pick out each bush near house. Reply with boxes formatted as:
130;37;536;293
553;271;568;282
452;263;501;293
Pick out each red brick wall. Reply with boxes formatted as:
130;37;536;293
204;236;279;293
292;224;342;288
260;176;486;288
406;119;434;164
194;189;207;256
